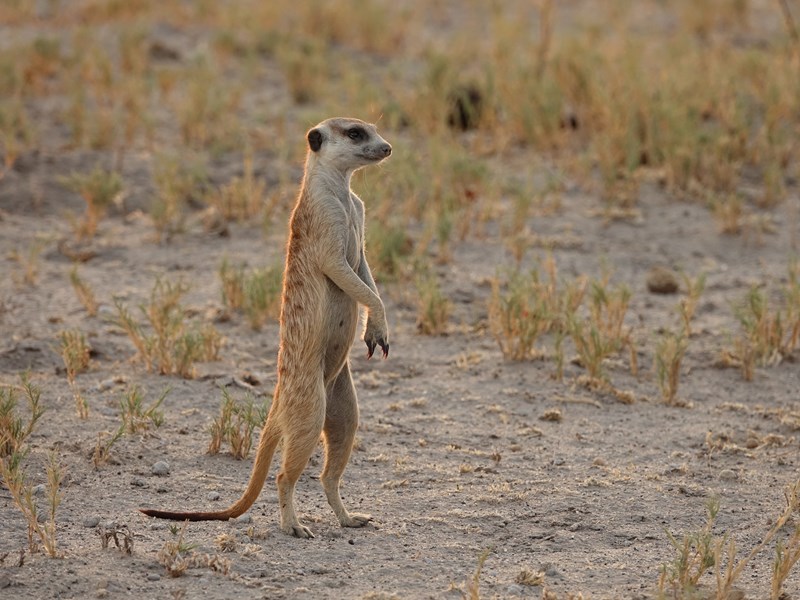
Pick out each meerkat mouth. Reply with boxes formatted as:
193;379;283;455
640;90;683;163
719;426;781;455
359;147;392;162
360;153;388;162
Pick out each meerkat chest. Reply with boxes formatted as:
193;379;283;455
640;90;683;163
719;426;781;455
343;196;363;269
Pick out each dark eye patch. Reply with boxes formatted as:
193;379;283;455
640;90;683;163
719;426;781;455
347;127;366;141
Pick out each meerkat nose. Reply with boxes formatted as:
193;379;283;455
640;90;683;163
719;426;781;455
379;143;392;157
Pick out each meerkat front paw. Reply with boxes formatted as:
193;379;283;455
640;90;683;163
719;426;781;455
364;318;389;359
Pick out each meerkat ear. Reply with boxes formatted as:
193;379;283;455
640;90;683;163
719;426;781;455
307;128;324;152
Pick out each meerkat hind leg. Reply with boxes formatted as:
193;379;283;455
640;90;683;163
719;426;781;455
276;388;326;538
321;364;371;528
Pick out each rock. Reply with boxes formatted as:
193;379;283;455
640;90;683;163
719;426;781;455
91;376;127;393
97;305;117;319
647;266;680;294
131;477;146;487
207;491;221;501
236;513;253;524
32;484;46;496
151;461;170;476
719;469;737;481
146;573;161;582
83;516;101;528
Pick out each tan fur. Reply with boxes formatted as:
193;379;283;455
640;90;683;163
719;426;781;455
140;118;392;538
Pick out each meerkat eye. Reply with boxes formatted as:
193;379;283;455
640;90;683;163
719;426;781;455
347;128;363;140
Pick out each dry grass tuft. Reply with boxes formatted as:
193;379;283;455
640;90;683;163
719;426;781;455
657;480;800;599
114;277;223;377
208;387;269;459
61;167;123;239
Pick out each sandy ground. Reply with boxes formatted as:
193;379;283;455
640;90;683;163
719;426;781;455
1;4;800;599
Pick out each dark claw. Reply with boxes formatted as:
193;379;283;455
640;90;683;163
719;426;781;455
366;339;376;359
378;339;389;359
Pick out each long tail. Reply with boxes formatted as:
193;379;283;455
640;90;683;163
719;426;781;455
139;418;281;521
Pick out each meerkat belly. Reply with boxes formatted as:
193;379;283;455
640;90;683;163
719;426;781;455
323;279;359;380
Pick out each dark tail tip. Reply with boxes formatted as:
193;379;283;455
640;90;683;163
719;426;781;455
139;508;230;522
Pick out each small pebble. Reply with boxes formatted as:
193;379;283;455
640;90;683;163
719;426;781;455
208;491;221;501
32;484;46;496
83;516;101;528
97;305;117;318
146;573;161;582
236;513;253;524
151;461;170;476
156;485;169;493
719;469;737;481
131;477;146;487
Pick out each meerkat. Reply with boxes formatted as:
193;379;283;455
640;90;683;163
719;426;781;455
140;117;392;538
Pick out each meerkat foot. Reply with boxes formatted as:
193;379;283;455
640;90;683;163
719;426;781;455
339;512;372;528
283;523;315;539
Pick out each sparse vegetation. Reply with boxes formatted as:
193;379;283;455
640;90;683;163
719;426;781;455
60;167;123;239
657;481;800;600
97;523;134;554
415;268;451;335
655;330;689;406
207;151;266;222
462;547;491;600
679;273;706;337
0;378;62;558
69;267;99;317
119;385;167;434
729;264;800;380
151;153;208;239
0;451;65;558
114;277;223;377
488;268;557;361
208;387;269;459
58;329;91;418
574;278;635;380
0;375;45;458
157;521;231;578
218;260;282;330
9;238;45;287
92;424;125;469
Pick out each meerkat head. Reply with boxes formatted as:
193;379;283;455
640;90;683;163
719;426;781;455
306;118;391;173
